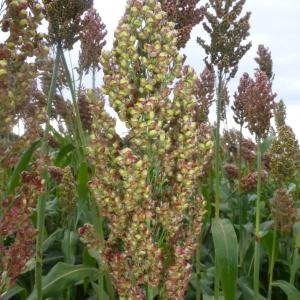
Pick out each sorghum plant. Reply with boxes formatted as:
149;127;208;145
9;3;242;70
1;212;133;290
81;1;213;299
197;0;251;221
232;72;252;265
197;3;251;297
243;70;276;298
159;0;207;49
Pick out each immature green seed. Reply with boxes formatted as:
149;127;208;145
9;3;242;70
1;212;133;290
0;69;7;77
149;130;157;137
19;19;28;28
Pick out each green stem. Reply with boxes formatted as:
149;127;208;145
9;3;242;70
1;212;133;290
92;66;96;90
68;51;76;92
238;123;244;271
65;229;71;300
196;244;202;300
35;46;62;300
215;70;222;219
267;230;277;300
214;70;222;300
290;243;299;285
147;285;153;300
60;47;86;154
91;199;108;300
254;138;262;300
98;263;105;300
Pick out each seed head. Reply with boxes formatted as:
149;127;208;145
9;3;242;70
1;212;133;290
270;125;299;185
244;71;276;139
79;8;107;73
255;44;274;81
197;0;251;78
271;188;298;235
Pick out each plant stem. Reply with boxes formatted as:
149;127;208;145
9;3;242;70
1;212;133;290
254;138;262;300
215;70;223;219
147;285;153;300
92;66;96;90
35;46;62;300
214;70;222;300
290;241;299;285
196;243;201;300
93;208;105;300
60;47;86;155
267;230;277;300
98;262;105;300
238;123;244;270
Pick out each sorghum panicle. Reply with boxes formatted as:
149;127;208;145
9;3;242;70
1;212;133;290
79;8;107;73
43;0;93;49
232;72;252;126
82;0;212;298
271;188;298;235
0;171;44;295
0;0;48;134
220;79;229;120
197;0;251;78
274;100;287;129
255;44;274;81
59;166;77;217
194;67;215;123
240;170;267;193
244;71;276;139
78;89;93;131
270;125;299;185
159;0;207;49
224;163;239;179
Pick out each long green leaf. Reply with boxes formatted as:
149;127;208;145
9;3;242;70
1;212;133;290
3;284;25;300
238;278;267;300
212;218;238;300
28;263;97;300
7;139;41;195
54;143;75;166
272;281;300;300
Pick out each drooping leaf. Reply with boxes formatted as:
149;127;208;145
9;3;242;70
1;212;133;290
43;228;64;252
212;218;238;300
28;263;97;300
272;281;300;300
3;284;25;300
62;230;79;265
260;135;275;154
262;230;278;269
7;139;41;195
54;143;75;166
238;277;267;300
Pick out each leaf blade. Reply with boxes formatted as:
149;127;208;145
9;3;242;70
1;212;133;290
272;280;300;300
7;139;41;195
212;218;238;300
28;263;97;300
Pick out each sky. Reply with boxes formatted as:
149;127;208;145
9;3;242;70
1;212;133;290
94;0;300;140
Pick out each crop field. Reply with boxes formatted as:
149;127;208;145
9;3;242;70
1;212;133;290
0;0;299;299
